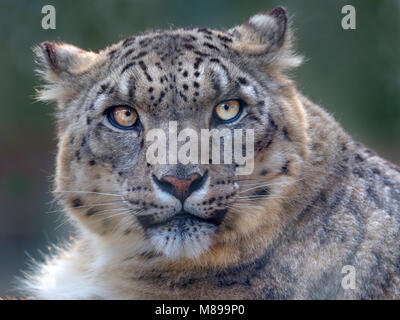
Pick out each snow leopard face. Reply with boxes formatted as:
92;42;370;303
35;7;307;260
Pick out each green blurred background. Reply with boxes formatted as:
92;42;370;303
0;0;399;295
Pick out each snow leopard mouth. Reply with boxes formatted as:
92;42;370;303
137;209;227;230
143;210;226;259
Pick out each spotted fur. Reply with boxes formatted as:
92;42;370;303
20;7;400;299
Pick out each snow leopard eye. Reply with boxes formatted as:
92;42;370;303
214;99;243;123
106;106;139;130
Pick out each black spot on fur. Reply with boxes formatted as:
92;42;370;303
183;43;195;50
179;92;187;102
72;198;82;208
372;168;381;175
257;115;278;150
137;215;154;229
238;77;248;85
203;42;220;51
329;188;344;211
97;83;109;94
155;62;162;70
122;48;135;59
210;76;221;97
131;51;148;60
86;208;98;217
120;62;135;75
107;86;115;94
352;167;364;178
194;50;210;57
366;185;379;203
157;91;166;104
252;187;270;197
139;60;153;82
269;116;278;131
282;127;290;140
212;209;227;225
217;34;233;42
183;34;197;41
194;57;203;69
139;38;152;46
122;36;136;47
215;248;272;289
281;161;290;174
128;76;136;98
197;27;212;34
108;49;117;58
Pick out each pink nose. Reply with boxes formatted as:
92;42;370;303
161;173;201;201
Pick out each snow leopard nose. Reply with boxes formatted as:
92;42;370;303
153;171;207;202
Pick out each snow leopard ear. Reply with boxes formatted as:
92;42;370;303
34;42;99;103
229;7;302;71
36;41;98;76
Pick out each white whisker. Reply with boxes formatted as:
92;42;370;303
55;190;122;197
46;200;127;214
96;210;131;223
92;207;130;217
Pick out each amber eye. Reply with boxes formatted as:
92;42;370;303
107;106;138;130
214;99;242;122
